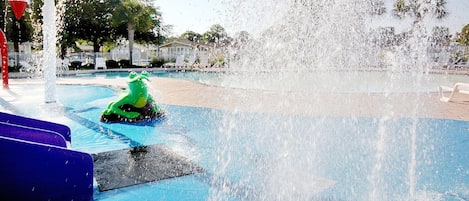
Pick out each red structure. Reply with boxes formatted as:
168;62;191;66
2;0;28;88
1;30;7;88
9;0;28;20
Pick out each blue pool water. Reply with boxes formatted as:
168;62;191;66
1;84;468;200
62;70;210;82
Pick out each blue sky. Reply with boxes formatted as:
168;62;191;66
443;0;469;33
440;0;469;33
156;0;469;36
155;0;226;36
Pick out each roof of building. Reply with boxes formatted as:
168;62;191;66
159;39;215;49
159;40;193;48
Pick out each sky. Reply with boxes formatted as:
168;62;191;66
155;0;227;36
155;0;469;37
438;0;469;33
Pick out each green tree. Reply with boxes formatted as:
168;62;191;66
430;26;450;48
232;31;250;46
456;24;469;47
202;24;230;45
31;0;164;59
153;12;172;47
0;1;34;68
0;1;33;51
392;0;447;24
30;0;45;47
369;1;386;15
7;8;33;53
111;0;157;65
138;1;171;45
180;30;202;42
0;1;7;31
57;0;115;57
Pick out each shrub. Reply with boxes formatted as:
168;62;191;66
211;57;225;67
8;65;22;72
150;57;165;67
118;59;131;68
106;60;119;69
69;61;82;70
81;63;95;70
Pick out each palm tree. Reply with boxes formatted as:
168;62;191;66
392;0;447;24
180;30;202;42
203;24;230;45
391;0;449;70
455;24;469;55
111;0;155;65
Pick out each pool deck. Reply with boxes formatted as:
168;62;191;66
141;77;469;121
7;71;468;121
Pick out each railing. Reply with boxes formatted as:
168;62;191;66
7;52;154;70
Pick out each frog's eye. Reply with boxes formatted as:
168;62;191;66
129;72;137;79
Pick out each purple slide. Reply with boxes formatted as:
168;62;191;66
0;112;71;142
0;112;93;201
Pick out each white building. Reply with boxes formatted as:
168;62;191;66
109;44;157;65
159;40;209;63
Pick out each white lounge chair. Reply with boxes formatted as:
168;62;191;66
95;57;106;70
199;54;209;68
56;58;69;73
188;56;196;67
175;55;184;68
438;82;469;102
454;61;469;71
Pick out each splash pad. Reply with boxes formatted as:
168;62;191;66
0;0;467;200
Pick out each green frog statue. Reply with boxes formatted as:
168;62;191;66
100;71;165;123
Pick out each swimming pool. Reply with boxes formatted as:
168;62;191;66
62;70;469;93
1;84;467;200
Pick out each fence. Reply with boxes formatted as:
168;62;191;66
7;51;154;71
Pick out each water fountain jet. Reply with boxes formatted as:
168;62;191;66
42;0;57;103
208;0;465;200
